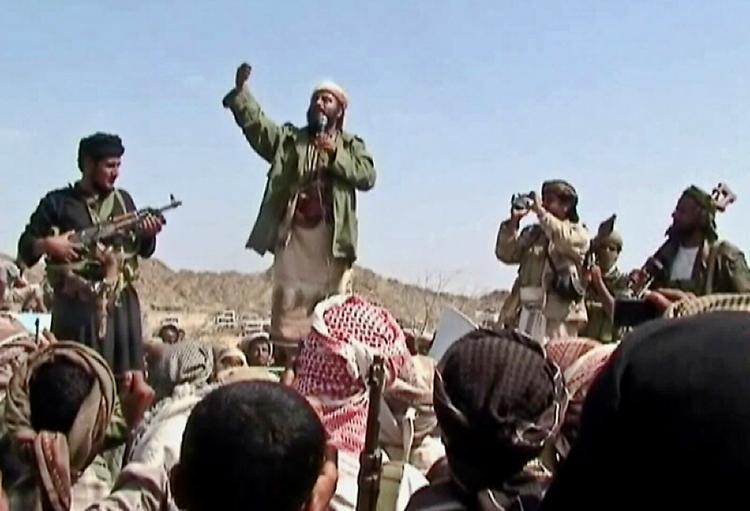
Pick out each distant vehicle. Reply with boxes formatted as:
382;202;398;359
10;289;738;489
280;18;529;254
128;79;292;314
160;316;180;326
214;309;238;330
241;317;270;335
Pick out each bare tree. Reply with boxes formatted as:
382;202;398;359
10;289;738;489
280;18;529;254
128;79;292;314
412;270;463;333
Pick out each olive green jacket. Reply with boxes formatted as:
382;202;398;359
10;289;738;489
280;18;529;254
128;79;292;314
651;238;750;295
222;88;376;262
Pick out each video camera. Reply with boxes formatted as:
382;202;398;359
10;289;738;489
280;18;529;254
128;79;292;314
511;191;536;211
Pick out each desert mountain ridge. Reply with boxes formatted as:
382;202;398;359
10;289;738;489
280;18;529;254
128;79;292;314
137;259;507;330
2;254;507;330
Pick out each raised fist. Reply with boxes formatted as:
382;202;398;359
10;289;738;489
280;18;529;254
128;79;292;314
235;63;252;90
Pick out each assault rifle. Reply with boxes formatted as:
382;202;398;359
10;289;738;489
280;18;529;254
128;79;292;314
625;183;736;299
72;195;182;246
356;355;386;511
613;182;737;327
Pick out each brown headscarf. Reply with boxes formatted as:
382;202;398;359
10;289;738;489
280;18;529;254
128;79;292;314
680;185;719;242
434;329;565;492
664;293;750;319
5;342;116;511
0;339;37;396
542;179;580;222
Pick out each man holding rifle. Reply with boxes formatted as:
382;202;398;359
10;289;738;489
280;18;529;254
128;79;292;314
635;185;750;311
580;217;628;343
222;63;376;364
17;132;163;401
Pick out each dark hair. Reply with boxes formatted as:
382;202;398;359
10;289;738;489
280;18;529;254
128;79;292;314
542;180;580;222
77;132;124;171
179;382;326;511
158;324;181;344
29;359;94;433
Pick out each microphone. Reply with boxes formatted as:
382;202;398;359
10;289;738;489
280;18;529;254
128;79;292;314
315;113;328;135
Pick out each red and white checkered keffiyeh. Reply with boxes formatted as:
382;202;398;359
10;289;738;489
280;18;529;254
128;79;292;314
294;295;411;455
563;343;616;402
546;337;616;402
546;338;601;374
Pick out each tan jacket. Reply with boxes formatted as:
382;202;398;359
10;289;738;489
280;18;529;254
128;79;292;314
496;210;590;324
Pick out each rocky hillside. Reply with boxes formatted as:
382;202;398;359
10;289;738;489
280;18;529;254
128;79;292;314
136;259;505;330
3;253;507;330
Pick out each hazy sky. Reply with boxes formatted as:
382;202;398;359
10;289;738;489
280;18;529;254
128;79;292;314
2;1;749;294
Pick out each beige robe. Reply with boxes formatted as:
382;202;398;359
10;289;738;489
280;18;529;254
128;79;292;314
270;143;353;349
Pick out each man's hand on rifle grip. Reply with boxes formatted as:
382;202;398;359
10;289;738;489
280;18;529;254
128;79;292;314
139;214;164;237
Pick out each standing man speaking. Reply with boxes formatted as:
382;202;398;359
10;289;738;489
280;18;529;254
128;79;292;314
222;63;376;363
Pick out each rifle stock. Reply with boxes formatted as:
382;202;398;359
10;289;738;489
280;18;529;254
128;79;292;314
356;355;386;511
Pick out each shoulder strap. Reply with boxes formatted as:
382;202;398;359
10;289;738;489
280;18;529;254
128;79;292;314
376;461;405;511
86;192;114;225
88;189;128;225
112;189;127;214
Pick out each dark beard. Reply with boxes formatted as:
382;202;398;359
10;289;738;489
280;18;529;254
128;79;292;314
667;223;702;243
78;177;113;197
93;179;115;195
306;106;340;133
306;110;326;133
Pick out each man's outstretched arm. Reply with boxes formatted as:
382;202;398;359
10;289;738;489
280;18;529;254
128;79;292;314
222;63;282;163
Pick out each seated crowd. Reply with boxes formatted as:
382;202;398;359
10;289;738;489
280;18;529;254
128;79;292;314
0;292;748;510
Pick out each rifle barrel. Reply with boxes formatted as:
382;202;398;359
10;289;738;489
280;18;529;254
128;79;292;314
356;355;386;511
72;197;182;246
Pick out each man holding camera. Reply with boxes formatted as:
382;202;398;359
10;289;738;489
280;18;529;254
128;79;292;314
495;180;590;342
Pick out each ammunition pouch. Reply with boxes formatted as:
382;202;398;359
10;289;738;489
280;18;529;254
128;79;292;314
550;266;585;302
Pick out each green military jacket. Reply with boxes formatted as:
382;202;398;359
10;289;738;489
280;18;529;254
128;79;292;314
222;88;376;263
581;267;629;343
651;239;750;295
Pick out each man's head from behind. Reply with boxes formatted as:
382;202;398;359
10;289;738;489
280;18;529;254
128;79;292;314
171;381;327;511
6;342;117;509
158;324;182;345
434;329;564;491
29;359;93;433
